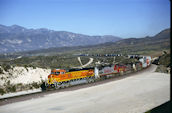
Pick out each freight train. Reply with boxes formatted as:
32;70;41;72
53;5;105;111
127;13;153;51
41;56;151;91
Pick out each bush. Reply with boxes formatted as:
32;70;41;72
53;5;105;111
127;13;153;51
3;80;16;93
31;82;40;89
5;84;16;93
9;85;16;92
30;65;36;69
7;80;10;85
0;68;3;74
155;65;168;73
0;88;6;95
16;83;24;91
24;65;29;71
3;64;11;72
159;53;170;67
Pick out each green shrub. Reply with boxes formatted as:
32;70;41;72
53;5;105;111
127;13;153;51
0;88;6;95
31;82;40;89
29;86;33;89
24;65;29;71
0;68;3;74
155;65;168;73
10;85;16;92
159;53;170;67
6;84;16;93
3;64;11;72
1;77;4;80
7;80;10;86
16;83;24;91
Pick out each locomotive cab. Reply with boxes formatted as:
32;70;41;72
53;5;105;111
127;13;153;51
48;69;66;77
51;69;66;75
48;69;66;85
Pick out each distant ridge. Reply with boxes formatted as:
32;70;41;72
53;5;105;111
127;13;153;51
12;28;170;56
0;24;122;53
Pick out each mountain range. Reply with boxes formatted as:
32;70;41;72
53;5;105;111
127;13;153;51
0;24;121;53
0;24;170;56
20;28;170;56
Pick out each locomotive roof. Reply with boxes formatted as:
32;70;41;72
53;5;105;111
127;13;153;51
68;67;94;72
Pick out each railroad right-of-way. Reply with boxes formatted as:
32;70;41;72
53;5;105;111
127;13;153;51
0;64;170;113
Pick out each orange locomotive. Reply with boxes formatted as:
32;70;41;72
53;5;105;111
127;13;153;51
47;68;94;88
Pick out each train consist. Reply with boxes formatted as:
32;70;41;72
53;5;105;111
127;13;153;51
41;56;151;91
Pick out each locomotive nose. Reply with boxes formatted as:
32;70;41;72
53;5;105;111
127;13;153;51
48;74;53;84
48;74;53;78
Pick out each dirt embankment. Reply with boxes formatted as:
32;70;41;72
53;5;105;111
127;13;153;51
0;66;50;95
152;52;170;74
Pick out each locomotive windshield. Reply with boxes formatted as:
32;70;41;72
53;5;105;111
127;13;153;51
51;71;60;75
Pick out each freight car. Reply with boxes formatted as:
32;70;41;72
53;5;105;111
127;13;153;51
41;56;151;91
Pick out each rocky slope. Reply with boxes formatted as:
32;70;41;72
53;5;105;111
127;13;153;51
0;66;50;85
0;66;50;95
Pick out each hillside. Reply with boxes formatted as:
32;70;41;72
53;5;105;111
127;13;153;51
8;28;170;57
0;24;121;53
84;28;170;56
0;65;50;95
0;28;170;71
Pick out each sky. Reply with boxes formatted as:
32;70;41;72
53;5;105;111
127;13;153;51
0;0;170;38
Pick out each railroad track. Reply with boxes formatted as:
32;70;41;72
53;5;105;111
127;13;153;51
0;64;155;106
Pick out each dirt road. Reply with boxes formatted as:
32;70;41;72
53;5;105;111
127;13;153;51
73;57;94;68
0;65;170;113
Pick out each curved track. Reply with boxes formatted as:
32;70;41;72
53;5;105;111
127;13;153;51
0;65;170;113
0;65;156;105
